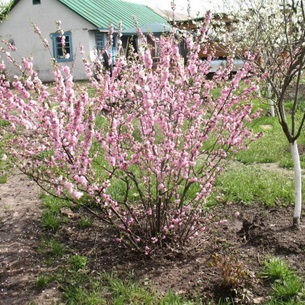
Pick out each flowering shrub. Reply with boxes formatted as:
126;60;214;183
0;14;259;254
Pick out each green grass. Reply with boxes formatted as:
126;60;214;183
48;239;65;256
272;276;303;300
0;152;9;184
104;273;156;305
235;112;305;169
263;301;305;305
39;238;65;257
69;255;88;270
78;216;94;228
261;257;304;303
38;237;66;267
0;174;7;184
211;163;294;206
235;116;288;164
42;194;68;213
37;262;197;305
159;292;198;305
262;258;295;282
41;211;62;231
41;195;70;231
60;270;106;305
35;274;56;289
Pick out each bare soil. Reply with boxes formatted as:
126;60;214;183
0;172;61;305
1;170;305;305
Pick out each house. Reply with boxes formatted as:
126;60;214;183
123;22;172;62
0;0;168;81
174;14;244;73
121;6;195;63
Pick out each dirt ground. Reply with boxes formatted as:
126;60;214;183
0;172;62;305
1;170;305;305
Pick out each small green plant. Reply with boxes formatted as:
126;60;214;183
78;216;94;229
41;211;61;231
57;264;106;304
39;238;63;255
160;291;196;304
63;286;106;305
0;140;11;183
211;254;256;304
272;276;303;300
35;274;55;288
262;257;294;282
41;195;70;231
0;174;7;184
263;299;305;305
70;254;88;270
46;239;64;257
261;257;304;302
216;298;232;305
104;273;156;305
42;195;68;213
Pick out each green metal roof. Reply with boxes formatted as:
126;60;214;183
124;22;172;35
58;0;168;30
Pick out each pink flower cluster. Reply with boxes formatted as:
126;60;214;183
0;14;259;254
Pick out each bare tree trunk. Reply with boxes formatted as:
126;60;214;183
267;83;275;117
291;141;302;227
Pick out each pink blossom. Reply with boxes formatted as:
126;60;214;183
145;246;150;255
151;237;158;244
0;11;259;254
33;24;41;35
72;190;83;199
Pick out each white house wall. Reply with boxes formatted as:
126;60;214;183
88;30;99;62
0;0;98;81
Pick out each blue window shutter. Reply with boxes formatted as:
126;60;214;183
95;32;105;51
50;31;73;62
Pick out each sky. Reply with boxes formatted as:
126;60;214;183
1;0;237;15
128;0;235;15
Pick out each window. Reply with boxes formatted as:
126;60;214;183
50;31;73;62
33;0;41;4
95;32;106;51
95;32;117;64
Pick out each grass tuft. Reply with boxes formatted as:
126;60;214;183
69;254;88;270
41;211;61;231
35;274;55;289
272;276;303;300
261;257;304;303
262;257;295;282
78;216;94;229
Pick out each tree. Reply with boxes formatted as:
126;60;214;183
0;15;259;253
0;0;12;23
214;0;305;227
